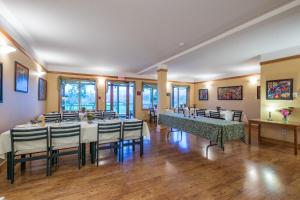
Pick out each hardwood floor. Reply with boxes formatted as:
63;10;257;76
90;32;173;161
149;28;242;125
1;123;300;200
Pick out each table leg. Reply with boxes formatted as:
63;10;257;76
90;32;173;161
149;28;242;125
258;124;261;145
294;128;297;155
90;142;96;164
248;122;252;145
81;143;86;166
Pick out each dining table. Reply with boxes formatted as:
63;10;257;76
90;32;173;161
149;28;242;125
0;118;150;179
158;112;245;151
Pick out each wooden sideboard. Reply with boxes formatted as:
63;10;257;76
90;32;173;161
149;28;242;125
248;119;300;155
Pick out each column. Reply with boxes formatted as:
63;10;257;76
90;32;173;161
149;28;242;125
157;65;168;114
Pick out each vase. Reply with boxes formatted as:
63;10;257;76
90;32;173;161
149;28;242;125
283;116;288;123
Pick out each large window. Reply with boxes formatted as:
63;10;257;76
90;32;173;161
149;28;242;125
60;79;96;111
105;81;135;118
142;83;157;109
172;85;189;108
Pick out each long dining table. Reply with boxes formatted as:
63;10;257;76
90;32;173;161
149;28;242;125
158;112;245;151
0;118;150;177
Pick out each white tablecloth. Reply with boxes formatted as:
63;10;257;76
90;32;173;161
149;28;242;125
0;119;150;159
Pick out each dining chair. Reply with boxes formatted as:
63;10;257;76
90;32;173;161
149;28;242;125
96;122;122;166
94;111;103;120
196;109;206;117
209;111;223;119
232;110;243;122
149;108;157;124
120;121;143;162
62;111;80;121
9;127;49;184
45;113;61;123
103;111;116;119
49;125;81;174
178;108;184;114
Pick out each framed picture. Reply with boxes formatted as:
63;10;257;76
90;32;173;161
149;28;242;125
217;86;243;100
38;78;47;101
199;89;208;100
257;86;261;99
15;62;29;93
266;79;293;100
0;63;3;103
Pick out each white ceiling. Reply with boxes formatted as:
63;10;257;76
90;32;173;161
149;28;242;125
0;0;299;82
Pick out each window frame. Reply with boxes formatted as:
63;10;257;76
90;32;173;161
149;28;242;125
142;82;157;110
59;77;98;112
171;85;190;108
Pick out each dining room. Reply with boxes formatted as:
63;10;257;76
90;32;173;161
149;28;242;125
1;1;300;199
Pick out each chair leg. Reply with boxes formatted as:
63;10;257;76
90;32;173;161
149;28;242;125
7;152;11;180
121;141;124;163
140;137;144;157
132;140;135;151
78;147;81;169
96;144;99;167
10;156;14;184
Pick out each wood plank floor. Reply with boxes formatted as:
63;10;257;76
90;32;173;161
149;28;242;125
1;123;300;200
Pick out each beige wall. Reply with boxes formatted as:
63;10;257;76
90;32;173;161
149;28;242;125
194;75;261;120
0;47;46;133
260;57;300;143
47;72;194;121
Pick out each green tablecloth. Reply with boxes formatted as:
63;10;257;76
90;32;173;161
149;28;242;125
158;113;245;149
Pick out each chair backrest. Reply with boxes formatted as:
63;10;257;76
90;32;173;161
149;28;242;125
178;108;184;114
97;122;122;142
62;111;79;121
50;125;81;147
149;108;156;116
209;111;222;119
122;121;143;140
232;110;243;122
44;113;61;123
103;111;116;119
196;109;206;117
10;127;49;154
94;111;103;119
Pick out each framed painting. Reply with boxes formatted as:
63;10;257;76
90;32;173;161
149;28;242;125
15;62;29;93
38;78;47;101
198;89;208;100
266;79;293;100
257;86;261;99
0;63;3;103
217;86;243;100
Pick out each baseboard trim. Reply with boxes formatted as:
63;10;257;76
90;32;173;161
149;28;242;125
260;136;300;148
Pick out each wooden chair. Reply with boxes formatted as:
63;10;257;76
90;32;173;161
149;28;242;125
44;113;61;123
9;127;49;184
62;111;79;121
232;110;243;122
49;125;81;174
209;111;223;119
96;122;122;165
149;108;157;124
196;109;206;117
120;121;143;162
103;112;116;119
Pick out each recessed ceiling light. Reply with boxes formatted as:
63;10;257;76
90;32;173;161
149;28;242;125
178;42;185;47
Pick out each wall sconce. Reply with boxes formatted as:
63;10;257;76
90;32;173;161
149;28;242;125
267;106;276;121
0;35;16;54
249;76;259;85
0;44;16;54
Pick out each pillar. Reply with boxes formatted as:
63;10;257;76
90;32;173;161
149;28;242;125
157;65;168;114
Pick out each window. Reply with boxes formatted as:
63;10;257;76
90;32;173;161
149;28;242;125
60;79;96;111
172;85;189;108
142;83;157;109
